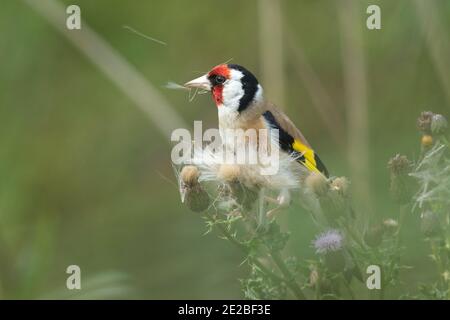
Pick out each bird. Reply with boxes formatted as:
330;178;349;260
184;63;329;183
182;65;362;280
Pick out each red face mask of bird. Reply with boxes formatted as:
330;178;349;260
184;64;260;112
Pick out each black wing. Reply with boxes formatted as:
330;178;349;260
262;110;329;177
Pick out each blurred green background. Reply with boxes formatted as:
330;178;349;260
0;0;449;299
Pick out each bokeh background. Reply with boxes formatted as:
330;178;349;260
1;0;449;299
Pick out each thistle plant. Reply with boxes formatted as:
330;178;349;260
409;111;450;299
174;111;449;300
175;156;367;299
176;162;307;299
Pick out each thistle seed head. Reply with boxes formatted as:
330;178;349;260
388;154;411;176
388;155;413;203
179;165;210;212
217;164;241;182
180;165;200;186
417;111;434;134
330;177;350;198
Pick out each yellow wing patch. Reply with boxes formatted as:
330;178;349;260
292;140;320;173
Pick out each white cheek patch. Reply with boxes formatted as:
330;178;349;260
253;84;264;103
221;69;245;111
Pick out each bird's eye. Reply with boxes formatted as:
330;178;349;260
214;75;226;85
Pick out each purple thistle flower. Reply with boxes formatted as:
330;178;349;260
313;229;344;254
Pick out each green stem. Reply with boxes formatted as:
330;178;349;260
205;211;307;299
205;213;285;285
441;136;450;148
396;204;408;237
340;275;355;299
431;239;445;289
269;250;307;299
341;222;366;250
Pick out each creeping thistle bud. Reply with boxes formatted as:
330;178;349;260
421;134;433;149
309;267;338;298
420;210;441;237
305;171;329;198
179;165;210;212
330;177;350;198
389;175;413;204
325;189;346;217
431;114;448;135
318;277;336;298
313;230;346;273
324;177;352;222
306;174;352;222
324;251;346;274
387;154;413;204
364;224;385;247
306;173;342;221
417;111;434;134
388;154;411;176
382;218;399;235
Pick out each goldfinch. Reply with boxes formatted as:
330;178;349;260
184;63;329;180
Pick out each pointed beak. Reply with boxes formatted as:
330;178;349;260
184;74;211;91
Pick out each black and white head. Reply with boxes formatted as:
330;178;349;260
184;64;264;114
